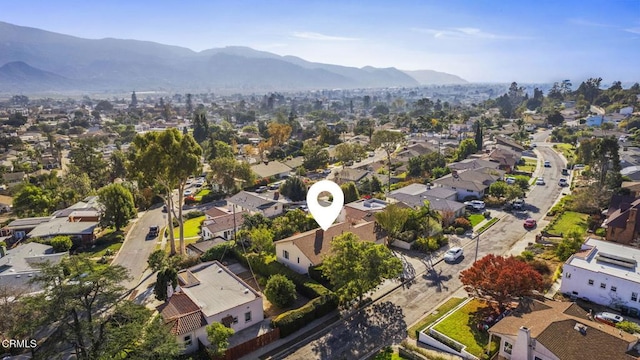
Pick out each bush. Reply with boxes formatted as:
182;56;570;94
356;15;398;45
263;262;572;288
271;294;335;337
617;321;640;334
455;227;465;235
200;191;226;203
484;211;491;219
184;196;197;205
265;274;297;308
484;196;506;208
49;235;73;252
412;236;442;253
184;210;205;220
528;260;551;275
595;228;606;237
200;242;234;262
520;250;535;261
453;217;472;230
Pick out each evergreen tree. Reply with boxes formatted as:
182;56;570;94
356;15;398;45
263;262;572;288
280;176;307;201
192;111;209;144
474;120;483;151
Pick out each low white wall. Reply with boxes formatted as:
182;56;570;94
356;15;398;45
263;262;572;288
391;239;412;250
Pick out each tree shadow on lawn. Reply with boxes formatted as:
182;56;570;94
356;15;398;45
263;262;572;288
312;301;407;360
423;267;452;293
467;301;501;348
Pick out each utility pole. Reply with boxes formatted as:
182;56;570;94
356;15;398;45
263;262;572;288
474;232;480;262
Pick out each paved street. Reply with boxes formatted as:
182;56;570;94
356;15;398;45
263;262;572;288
276;131;570;359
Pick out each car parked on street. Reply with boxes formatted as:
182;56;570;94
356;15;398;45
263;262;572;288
523;218;537;229
594;312;624;327
536;177;545;185
183;189;193;197
148;226;159;238
255;186;268;193
512;199;525;210
544;160;551;167
464;200;486;211
558;178;568;187
562;168;570;176
444;247;464;263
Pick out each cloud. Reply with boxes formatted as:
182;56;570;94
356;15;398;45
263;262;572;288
412;27;527;40
292;31;358;41
568;18;615;28
626;27;640;35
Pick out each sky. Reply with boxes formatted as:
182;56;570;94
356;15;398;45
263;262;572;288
1;0;639;84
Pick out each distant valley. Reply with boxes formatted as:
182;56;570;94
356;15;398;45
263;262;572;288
0;21;467;94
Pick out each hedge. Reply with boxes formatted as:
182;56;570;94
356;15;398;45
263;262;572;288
271;294;337;337
200;242;234;262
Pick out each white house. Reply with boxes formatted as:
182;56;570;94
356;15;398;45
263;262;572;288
488;298;639;360
158;261;264;354
200;210;246;241
227;191;284;218
560;238;640;312
274;221;382;274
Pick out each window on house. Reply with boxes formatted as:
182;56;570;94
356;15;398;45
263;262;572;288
611;286;617;292
632;292;638;302
588;279;594;285
233;316;238;324
600;283;606;289
534;357;542;360
245;311;252;322
283;250;289;259
184;335;192;346
565;272;571;278
297;257;300;263
504;342;513;355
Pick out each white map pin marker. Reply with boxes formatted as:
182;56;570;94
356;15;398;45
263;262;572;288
307;180;344;231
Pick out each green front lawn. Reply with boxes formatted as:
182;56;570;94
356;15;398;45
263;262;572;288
433;299;498;358
409;297;466;339
173;216;205;238
194;188;211;201
554;143;577;162
516;158;537;173
468;214;486;228
549;211;589;236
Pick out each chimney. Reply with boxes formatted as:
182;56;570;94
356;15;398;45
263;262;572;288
316;229;324;238
513;326;531;359
628;208;638;228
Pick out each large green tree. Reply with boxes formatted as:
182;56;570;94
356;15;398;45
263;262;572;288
302;141;330;171
371;130;405;190
12;183;55;217
68;138;109;189
322;232;403;304
97;183;137;231
280;176;307;201
374;203;411;245
26;255;179;359
264;274;297;308
129;128;202;254
334;142;366;168
210;157;255;193
340;182;360;203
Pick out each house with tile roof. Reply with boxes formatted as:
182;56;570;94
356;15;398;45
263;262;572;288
274;221;384;274
250;161;292;179
448;158;501;172
387;184;464;222
603;195;640;245
158;261;264;354
494;135;526;152
433;167;505;201
201;210;246;241
488;298;640;360
485;147;521;173
560;238;640;312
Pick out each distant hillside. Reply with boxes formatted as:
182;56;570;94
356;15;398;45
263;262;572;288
0;61;76;91
0;21;465;93
402;70;468;85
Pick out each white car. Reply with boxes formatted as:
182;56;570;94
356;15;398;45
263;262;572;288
558;178;568;187
544;160;551;167
505;177;516;185
183;189;193;197
464;200;486;211
444;247;464;263
536;177;545;185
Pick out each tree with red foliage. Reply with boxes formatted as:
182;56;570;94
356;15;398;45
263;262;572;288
459;254;544;310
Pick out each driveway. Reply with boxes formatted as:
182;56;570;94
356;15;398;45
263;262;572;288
276;136;568;359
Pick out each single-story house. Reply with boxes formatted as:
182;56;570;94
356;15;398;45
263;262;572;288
227;191;284;218
158;261;263;354
250;161;292;179
27;217;98;245
448;158;501;172
432;167;505;201
186;239;227;257
489;298;639;360
2;172;26;188
621;166;640;181
0;242;67;293
274;221;383;274
486;147;521;173
341;198;389;223
1;217;53;240
201;211;246;241
334;168;370;185
494;135;525;152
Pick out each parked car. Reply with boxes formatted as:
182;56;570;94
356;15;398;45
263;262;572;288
444;247;464;263
544;160;551;167
183;189;193;197
536;177;545;185
464;200;486;211
268;182;281;190
148;226;159;238
594;312;624;327
523;218;537;229
562;168;570;176
512;199;525;210
255;186;268;193
505;177;516;185
558;178;568;187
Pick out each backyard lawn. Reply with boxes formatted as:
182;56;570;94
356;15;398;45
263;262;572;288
548;211;589;236
433;298;498;357
173;216;205;238
409;297;466;339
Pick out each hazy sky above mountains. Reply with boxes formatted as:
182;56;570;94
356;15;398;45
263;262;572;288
2;0;639;84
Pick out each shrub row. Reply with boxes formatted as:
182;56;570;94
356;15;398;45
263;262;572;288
271;295;336;337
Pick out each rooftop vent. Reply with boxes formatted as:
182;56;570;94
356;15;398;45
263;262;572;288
596;252;637;269
574;323;587;335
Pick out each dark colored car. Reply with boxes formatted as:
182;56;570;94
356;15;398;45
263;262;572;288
562;168;570;176
148;226;159;238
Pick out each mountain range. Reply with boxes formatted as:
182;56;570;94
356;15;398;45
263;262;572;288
0;21;467;93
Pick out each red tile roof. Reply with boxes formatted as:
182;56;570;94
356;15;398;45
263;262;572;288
157;292;207;335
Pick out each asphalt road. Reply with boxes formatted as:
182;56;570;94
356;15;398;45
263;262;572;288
112;205;168;290
278;131;569;359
